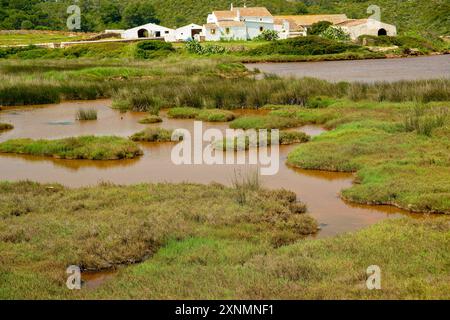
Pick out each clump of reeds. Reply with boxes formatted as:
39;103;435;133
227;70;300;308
231;169;261;205
76;108;97;121
403;103;449;136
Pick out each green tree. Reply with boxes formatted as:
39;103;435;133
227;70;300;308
100;1;122;25
123;1;160;28
308;21;333;35
294;2;309;14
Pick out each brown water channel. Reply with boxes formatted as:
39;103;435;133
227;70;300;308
0;99;424;239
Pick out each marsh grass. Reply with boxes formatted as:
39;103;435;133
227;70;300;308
138;115;163;124
76;108;97;121
230;115;301;130
130;128;174;142
196;109;235;122
167;107;199;119
0;136;142;160
0;181;320;299
231;169;261;205
1;59;449;108
286;100;450;214
403;103;449;136
215;131;310;151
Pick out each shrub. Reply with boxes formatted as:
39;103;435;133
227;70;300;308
248;36;361;56
134;40;174;59
308;21;333;35
185;40;227;55
76;108;97;121
254;30;279;41
306;96;336;109
130;128;174;142
320;27;350;41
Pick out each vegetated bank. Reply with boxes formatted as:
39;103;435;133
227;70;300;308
279;99;450;214
0;180;318;299
0;181;447;299
0;136;143;160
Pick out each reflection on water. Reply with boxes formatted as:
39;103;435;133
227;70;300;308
0;100;427;238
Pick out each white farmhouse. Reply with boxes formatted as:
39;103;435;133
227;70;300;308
121;23;176;42
274;18;306;39
203;6;274;41
175;23;203;41
335;19;397;40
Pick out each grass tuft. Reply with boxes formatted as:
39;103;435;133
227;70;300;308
76;108;97;121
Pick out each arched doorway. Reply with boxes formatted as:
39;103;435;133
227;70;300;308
138;29;149;38
378;28;387;36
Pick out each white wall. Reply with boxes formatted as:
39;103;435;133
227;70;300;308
175;24;203;41
245;21;274;39
122;23;175;42
342;20;397;40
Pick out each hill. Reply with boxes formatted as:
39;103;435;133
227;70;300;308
0;0;448;36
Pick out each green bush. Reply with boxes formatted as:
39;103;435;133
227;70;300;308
308;21;333;36
134;40;174;59
185;40;227;55
320;27;350;41
254;30;279;41
248;36;361;56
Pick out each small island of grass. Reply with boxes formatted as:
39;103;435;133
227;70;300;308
0;123;14;131
0;136;142;160
130;128;174;142
138;115;163;124
167;107;236;122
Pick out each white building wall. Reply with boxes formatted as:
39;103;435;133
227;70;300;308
175;24;203;41
245;21;274;39
342;20;397;40
121;23;176;42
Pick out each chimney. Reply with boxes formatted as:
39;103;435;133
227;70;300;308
230;3;233;11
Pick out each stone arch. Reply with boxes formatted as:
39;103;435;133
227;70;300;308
378;28;387;36
137;29;149;38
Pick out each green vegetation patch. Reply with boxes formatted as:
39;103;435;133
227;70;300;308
248;36;362;56
230;115;301;130
167;107;199;119
138;115;163;124
130;128;174;142
196;109;235;122
215;131;310;151
286;100;450;214
0;181;317;299
0;136;142;160
76;108;97;121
